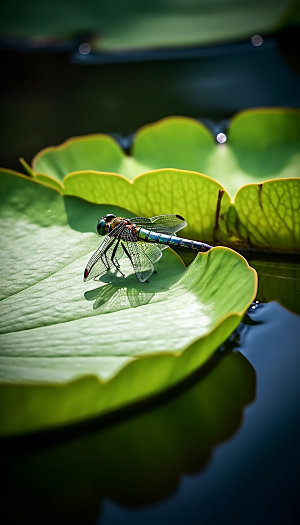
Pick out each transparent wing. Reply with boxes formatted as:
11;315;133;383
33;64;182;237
122;240;155;282
105;240;127;274
105;226;141;279
137;241;163;264
83;223;126;281
83;236;116;281
131;214;187;235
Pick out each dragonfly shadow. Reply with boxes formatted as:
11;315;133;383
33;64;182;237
84;278;156;311
84;258;182;311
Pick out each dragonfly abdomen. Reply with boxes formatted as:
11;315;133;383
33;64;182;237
137;228;212;252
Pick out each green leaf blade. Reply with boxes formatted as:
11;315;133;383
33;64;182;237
234;179;300;250
33;135;125;181
27;108;300;252
0;170;256;435
64;168;232;244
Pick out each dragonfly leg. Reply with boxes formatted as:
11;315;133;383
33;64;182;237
121;242;134;264
101;255;110;270
111;239;120;268
101;238;115;270
111;239;125;277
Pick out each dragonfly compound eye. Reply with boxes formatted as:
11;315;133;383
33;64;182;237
104;214;116;222
97;219;107;236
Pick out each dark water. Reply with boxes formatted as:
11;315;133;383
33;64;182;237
1;301;300;525
100;303;300;525
0;29;300;525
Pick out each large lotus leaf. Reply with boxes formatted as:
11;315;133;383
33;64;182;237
2;351;255;520
0;170;256;435
0;1;293;49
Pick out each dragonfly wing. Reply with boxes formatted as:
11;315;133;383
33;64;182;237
137;241;163;263
83;236;115;281
132;214;187;235
83;222;128;281
122;240;155;282
104;241;129;276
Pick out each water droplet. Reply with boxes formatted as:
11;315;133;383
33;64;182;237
78;42;91;55
251;35;263;47
216;133;227;144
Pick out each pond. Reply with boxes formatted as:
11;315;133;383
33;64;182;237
2;299;299;524
0;29;299;525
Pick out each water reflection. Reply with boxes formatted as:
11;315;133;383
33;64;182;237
216;132;227;143
249;258;300;315
78;42;91;55
1;341;255;525
251;34;264;47
177;247;300;317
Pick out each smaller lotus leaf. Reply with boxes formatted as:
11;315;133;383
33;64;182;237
33;134;125;181
29;109;300;252
233;178;300;250
63;168;232;243
32;109;300;197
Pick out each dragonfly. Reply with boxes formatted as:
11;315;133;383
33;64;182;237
83;214;212;283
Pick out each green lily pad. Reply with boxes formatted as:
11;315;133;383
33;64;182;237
0;169;256;435
63;168;232;244
30;109;300;252
232;178;300;250
32;109;300;196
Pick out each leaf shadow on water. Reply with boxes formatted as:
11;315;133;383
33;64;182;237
1;319;256;525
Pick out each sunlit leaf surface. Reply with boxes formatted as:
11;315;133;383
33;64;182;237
33;109;300;196
31;109;300;252
0;170;256;435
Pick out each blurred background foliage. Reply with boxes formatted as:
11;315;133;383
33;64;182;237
0;0;299;47
1;1;300;170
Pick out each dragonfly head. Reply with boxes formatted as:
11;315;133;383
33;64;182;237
97;214;116;236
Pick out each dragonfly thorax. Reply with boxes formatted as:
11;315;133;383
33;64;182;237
97;213;131;235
